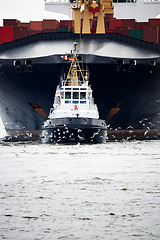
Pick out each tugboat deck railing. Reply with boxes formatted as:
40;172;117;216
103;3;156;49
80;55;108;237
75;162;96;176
61;80;85;87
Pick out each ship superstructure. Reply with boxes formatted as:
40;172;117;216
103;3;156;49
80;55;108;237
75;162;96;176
45;0;160;22
48;66;99;120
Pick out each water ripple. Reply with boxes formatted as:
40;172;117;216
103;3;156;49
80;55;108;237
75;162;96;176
0;141;160;239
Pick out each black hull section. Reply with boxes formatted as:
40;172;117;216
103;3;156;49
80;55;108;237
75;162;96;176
41;118;107;144
1;59;160;132
0;33;160;140
1;59;160;133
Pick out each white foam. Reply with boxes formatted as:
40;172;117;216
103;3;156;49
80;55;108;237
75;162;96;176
0;116;6;139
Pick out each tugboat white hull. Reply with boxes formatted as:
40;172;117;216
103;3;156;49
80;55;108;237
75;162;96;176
41;117;107;144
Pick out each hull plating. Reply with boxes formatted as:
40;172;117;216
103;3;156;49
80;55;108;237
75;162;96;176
41;118;107;144
0;59;160;132
0;36;160;139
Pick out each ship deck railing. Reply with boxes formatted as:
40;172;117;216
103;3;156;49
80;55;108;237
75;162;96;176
61;80;84;87
0;32;160;55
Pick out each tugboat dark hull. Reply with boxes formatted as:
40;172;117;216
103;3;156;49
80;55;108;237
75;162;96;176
41;117;107;144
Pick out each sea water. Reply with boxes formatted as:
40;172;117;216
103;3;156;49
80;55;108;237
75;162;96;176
0;140;160;240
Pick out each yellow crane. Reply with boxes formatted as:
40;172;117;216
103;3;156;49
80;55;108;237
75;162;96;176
72;0;114;34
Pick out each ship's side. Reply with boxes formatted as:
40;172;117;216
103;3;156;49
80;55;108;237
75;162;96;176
0;32;160;140
1;0;160;142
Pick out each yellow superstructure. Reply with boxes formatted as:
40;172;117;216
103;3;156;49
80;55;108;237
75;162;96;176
72;0;114;34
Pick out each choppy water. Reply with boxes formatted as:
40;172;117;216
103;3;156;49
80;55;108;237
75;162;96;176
0;140;160;240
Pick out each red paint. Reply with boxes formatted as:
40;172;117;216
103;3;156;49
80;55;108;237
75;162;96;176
42;29;57;33
17;22;30;28
122;19;136;30
92;18;97;26
89;7;100;13
90;18;97;29
149;19;160;27
143;26;159;44
43;20;60;30
3;19;20;27
115;27;129;36
28;30;42;36
30;21;43;30
105;29;115;33
0;27;14;43
135;22;149;30
105;20;109;29
60;20;73;29
91;28;96;34
109;19;122;29
74;105;78;110
104;14;114;20
14;27;29;40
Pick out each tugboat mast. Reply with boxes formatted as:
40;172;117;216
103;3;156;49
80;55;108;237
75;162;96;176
65;43;88;86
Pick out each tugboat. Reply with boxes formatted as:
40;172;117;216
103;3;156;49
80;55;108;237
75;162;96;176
41;43;107;144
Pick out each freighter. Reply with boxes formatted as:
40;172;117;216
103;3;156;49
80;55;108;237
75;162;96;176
0;0;160;141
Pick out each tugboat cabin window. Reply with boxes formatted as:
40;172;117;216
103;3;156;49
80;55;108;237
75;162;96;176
65;100;71;104
80;92;86;99
73;92;79;99
65;92;71;99
73;88;79;90
73;101;79;104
